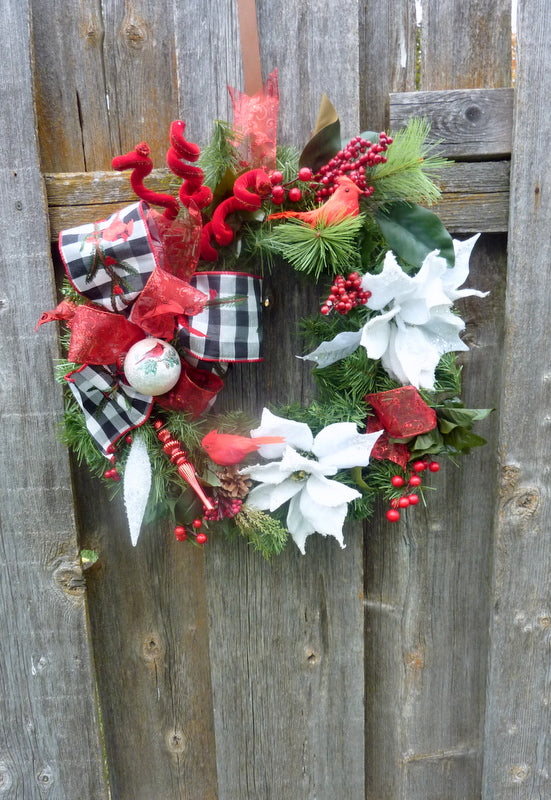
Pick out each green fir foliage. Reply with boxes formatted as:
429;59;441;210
198;120;242;191
370;118;449;206
264;215;365;280
231;505;289;558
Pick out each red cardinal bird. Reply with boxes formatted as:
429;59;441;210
268;177;363;227
201;430;285;466
134;341;167;364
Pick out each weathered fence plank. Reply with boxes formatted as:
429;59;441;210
390;88;514;158
199;2;366;797
483;2;551;796
363;1;512;799
0;2;108;799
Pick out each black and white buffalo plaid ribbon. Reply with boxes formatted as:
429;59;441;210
178;272;263;362
66;365;153;456
59;202;156;312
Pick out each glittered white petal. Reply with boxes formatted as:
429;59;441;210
123;433;152;547
246;460;291;485
280;446;327;477
251;408;313;458
360;307;396;358
362;251;413;309
305;473;361;506
313;423;383;469
299;491;348;548
247;479;301;512
299;329;362;370
287;494;315;554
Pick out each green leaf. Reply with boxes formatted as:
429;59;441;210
445;428;487;454
437;407;493;429
375;201;455;268
299;119;341;173
410;429;445;458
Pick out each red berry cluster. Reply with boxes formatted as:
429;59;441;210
270;167;313;205
103;434;134;480
174;518;207;545
314;133;393;202
385;460;440;522
321;271;371;315
204;495;243;521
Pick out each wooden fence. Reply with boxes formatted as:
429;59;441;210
2;0;550;798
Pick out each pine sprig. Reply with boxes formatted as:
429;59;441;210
198;120;242;191
265;215;365;280
370;118;450;205
232;505;289;558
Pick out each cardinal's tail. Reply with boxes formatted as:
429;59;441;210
254;436;286;445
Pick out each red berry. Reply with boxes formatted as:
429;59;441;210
113;285;124;295
413;461;427;472
271;185;285;203
407;494;419;505
398;496;410;508
428;461;440;472
386;509;401;522
196;532;208;545
409;474;422;487
270;171;283;185
106;444;116;454
125;435;133;445
103;469;114;479
174;525;187;541
192;519;203;529
111;471;120;481
320;304;330;315
391;475;405;488
298;167;313;181
288;187;302;202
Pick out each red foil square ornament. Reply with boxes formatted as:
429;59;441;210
365;386;437;439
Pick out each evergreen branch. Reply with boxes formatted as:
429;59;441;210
232;505;289;558
370;118;450;205
198;120;242;190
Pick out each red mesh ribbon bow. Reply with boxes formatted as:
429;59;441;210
228;68;279;171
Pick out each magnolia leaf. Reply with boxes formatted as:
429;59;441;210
375;201;455;269
438;407;493;430
300;95;341;172
410;429;445;458
298;329;362;369
123;433;152;546
445;428;487;454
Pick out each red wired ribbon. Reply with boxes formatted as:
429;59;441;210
365;386;438;469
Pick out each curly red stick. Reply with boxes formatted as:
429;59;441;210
112;142;180;219
166;121;213;211
210;168;272;246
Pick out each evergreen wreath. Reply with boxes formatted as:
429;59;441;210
37;72;490;556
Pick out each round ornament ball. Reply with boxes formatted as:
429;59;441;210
123;338;181;396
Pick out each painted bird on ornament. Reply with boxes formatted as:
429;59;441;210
268;176;363;226
201;430;285;466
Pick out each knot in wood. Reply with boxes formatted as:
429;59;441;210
465;104;482;124
142;633;164;662
0;763;13;793
36;764;54;787
124;22;147;48
52;558;86;600
506;488;540;517
166;729;187;755
510;762;530;783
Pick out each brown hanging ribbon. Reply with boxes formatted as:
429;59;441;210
237;0;263;94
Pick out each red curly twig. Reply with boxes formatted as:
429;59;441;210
166;121;213;211
112;142;180;219
199;168;272;260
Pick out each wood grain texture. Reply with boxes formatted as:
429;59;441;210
359;0;418;129
389;88;514;158
30;0;180;171
421;0;512;90
482;2;551;795
363;2;512;799
199;3;367;798
0;2;108;799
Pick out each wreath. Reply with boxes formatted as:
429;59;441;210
37;70;490;556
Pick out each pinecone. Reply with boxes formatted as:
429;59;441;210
217;466;252;499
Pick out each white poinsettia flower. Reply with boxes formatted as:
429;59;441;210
246;409;382;554
359;234;486;389
301;234;486;389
